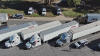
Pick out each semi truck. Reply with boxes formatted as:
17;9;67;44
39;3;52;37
56;20;100;46
0;21;38;42
76;13;100;23
5;20;62;48
25;21;79;49
21;20;62;40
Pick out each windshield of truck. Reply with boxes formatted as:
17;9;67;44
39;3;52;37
29;41;36;46
28;10;32;11
57;10;61;12
9;40;14;43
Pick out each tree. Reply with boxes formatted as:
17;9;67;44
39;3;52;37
73;0;81;7
67;0;73;7
44;0;54;5
67;0;81;7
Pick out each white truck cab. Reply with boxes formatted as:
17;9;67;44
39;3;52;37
56;32;70;46
57;7;61;15
25;34;41;49
42;8;46;15
5;34;21;48
28;7;34;15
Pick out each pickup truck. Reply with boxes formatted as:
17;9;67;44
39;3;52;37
74;39;88;48
12;14;23;19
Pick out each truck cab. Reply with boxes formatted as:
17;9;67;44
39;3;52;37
5;34;21;48
28;7;34;15
42;8;46;15
56;32;71;46
57;7;61;15
25;34;41;49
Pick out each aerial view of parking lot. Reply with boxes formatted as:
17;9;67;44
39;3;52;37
0;0;100;56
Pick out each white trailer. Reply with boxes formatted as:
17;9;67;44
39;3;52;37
40;21;79;43
0;13;8;23
21;20;62;40
0;21;38;42
56;20;100;46
5;20;61;48
86;13;100;22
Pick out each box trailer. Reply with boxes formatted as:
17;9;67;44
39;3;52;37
56;20;100;46
40;21;79;43
0;21;38;42
0;13;8;23
86;13;100;22
5;20;62;48
21;20;62;40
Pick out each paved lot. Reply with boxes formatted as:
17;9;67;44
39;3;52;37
0;20;100;56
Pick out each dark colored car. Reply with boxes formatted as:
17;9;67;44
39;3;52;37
12;14;24;19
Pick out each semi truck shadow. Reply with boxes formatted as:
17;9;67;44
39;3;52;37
0;40;9;49
48;36;61;47
86;38;100;52
17;41;29;50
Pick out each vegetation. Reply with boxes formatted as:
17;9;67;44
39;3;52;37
0;0;56;17
67;0;81;7
61;8;82;17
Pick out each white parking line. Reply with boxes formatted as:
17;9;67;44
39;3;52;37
84;43;99;51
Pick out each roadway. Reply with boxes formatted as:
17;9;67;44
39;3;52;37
0;20;100;56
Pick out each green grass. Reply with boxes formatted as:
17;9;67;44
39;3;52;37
61;8;83;17
0;8;56;17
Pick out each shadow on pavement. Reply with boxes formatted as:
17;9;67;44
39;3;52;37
87;38;100;52
0;40;9;49
17;42;28;50
48;36;60;47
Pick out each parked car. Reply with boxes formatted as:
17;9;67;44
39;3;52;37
74;39;88;48
42;8;46;15
57;7;61;15
12;14;24;19
28;7;34;15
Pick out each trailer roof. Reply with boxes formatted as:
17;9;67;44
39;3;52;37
87;13;100;16
0;21;37;34
21;20;62;35
70;20;100;33
40;21;78;35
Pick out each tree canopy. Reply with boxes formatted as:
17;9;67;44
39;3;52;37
67;0;81;7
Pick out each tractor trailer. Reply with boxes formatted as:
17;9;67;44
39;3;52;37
0;21;38;42
5;20;62;48
21;20;62;40
56;20;100;46
25;21;79;49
